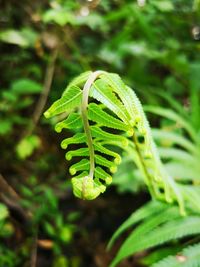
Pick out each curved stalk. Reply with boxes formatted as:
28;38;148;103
81;70;105;178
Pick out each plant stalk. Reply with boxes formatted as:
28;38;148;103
81;70;105;178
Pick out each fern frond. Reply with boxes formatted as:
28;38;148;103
181;186;200;214
158;148;196;163
152;129;196;154
108;200;168;249
165;162;198;181
152;243;200;267
144;106;197;142
110;216;200;267
44;70;185;210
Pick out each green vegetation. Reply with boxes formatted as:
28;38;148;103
1;0;200;266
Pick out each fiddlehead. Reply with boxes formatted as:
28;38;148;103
44;71;185;214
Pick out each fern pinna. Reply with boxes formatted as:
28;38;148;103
44;70;184;213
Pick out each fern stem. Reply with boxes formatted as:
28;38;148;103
132;132;156;197
81;70;105;178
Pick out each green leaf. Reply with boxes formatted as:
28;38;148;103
152;243;200;267
88;103;131;132
0;30;29;47
144;106;197;142
154;91;187;118
158;148;196;163
55;113;82;132
95;154;117;173
94;143;121;164
11;79;42;94
43;9;75;26
152;129;196;154
69;159;90;175
181;186;200;214
91;126;128;147
165;162;198;181
110;216;200;267
152;1;174;12
16;135;40;159
90;79;128;123
44;85;82;118
0;204;9;221
76;13;105;30
95;167;112;185
65;148;89;160
61;133;86;149
0;120;12;135
100;73;137;121
53;256;69;267
59;226;72;243
108;201;167;249
0;28;37;47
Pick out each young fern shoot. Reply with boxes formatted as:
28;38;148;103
44;71;185;214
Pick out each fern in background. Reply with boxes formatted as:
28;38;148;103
108;89;200;266
108;200;200;267
152;243;200;267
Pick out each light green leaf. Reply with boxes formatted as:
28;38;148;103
11;79;42;94
95;154;117;172
0;28;37;47
16;135;40;159
152;1;174;12
0;120;12;135
94;143;121;164
90;79;128;123
55;113;82;132
91;126;128;147
95;167;112;185
43;9;75;26
66;148;89;161
61;133;86;149
69;159;90;175
44;85;82;118
88;103;130;132
0;30;28;47
152;129;196;154
0;204;9;221
144;106;197;142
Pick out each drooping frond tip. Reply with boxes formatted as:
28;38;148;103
44;70;185;214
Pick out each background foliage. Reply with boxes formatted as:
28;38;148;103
0;0;200;266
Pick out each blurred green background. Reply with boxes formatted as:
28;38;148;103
0;0;200;266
